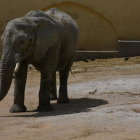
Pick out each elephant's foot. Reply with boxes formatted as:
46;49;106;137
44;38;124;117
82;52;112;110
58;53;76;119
37;103;53;112
10;104;27;113
57;97;69;104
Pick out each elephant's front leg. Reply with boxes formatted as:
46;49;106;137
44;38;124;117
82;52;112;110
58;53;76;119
37;72;54;112
10;62;28;113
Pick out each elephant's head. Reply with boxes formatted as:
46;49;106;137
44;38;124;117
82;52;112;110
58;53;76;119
0;18;37;101
0;16;59;101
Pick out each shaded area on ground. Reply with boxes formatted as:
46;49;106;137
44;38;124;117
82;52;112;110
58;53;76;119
1;98;108;118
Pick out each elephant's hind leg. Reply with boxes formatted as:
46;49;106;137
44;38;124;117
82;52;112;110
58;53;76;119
57;65;70;103
10;62;28;113
50;72;57;100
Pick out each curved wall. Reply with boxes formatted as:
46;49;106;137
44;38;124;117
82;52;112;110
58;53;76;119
0;0;140;52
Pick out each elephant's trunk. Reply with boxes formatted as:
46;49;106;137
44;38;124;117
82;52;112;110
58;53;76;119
0;51;15;101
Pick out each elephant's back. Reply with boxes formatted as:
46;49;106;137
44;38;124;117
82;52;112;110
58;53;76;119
25;9;79;35
45;8;78;31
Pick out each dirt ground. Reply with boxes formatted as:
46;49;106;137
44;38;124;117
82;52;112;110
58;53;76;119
0;56;140;140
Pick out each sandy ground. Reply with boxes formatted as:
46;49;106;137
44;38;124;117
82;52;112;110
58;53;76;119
0;57;140;140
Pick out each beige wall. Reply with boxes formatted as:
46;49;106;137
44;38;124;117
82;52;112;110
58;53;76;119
0;0;140;52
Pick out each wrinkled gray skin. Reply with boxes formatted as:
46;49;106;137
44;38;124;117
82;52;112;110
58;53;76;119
0;8;79;112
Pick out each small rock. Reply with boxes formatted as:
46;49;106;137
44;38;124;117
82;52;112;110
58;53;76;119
84;59;91;62
124;57;130;61
89;89;97;94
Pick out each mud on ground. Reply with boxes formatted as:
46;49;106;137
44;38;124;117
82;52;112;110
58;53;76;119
0;57;140;140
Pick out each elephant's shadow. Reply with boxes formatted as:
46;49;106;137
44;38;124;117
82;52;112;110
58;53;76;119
4;98;108;117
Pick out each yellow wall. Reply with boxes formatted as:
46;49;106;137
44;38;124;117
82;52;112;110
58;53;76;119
0;0;140;51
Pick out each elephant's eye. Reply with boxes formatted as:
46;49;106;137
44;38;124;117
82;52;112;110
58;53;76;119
20;40;24;45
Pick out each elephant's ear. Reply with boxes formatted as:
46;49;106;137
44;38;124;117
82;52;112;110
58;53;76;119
34;22;58;62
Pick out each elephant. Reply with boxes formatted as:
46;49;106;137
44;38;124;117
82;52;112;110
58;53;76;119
0;8;79;112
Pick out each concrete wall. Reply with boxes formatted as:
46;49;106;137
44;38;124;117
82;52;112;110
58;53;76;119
0;0;140;53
